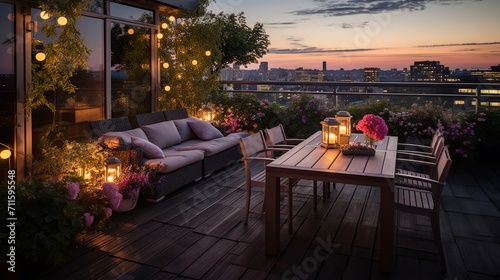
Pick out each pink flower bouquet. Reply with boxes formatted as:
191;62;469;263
355;114;389;147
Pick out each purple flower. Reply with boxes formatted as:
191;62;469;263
109;192;123;210
102;182;119;199
104;207;113;218
65;182;80;200
83;212;94;227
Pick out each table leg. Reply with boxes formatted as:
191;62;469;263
379;184;395;273
265;172;281;255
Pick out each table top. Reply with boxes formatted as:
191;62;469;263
266;132;398;188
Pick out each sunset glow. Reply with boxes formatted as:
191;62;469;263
210;0;500;70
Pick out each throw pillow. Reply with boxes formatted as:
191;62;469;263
173;117;199;142
188;121;224;140
141;121;182;149
131;137;165;159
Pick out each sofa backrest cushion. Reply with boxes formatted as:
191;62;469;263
173;117;201;142
100;128;148;149
164;108;189;120
131;137;165;159
188;120;224;140
141;121;182;149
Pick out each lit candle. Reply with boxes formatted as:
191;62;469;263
329;133;337;144
340;125;347;135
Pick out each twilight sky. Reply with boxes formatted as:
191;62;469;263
208;0;500;70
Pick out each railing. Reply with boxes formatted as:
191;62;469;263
219;81;500;112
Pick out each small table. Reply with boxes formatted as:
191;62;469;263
265;132;397;273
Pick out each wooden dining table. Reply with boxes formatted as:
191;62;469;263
264;132;398;273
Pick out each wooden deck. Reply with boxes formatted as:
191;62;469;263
36;161;500;280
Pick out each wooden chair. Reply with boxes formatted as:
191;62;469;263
394;145;453;271
239;131;295;233
397;130;442;158
264;124;305;148
264;125;328;211
396;136;445;174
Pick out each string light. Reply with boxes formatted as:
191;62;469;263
191;60;198;66
35;52;46;61
164;85;171;91
168;16;175;22
205;50;211;56
127;28;134;35
157;33;163;39
40;11;50;20
57;16;67;26
162;62;169;68
161;22;168;29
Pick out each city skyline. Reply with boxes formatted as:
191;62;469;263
209;0;500;71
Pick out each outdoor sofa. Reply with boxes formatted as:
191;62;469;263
89;108;249;202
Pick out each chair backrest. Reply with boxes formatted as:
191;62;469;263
429;130;443;149
239;131;267;158
264;124;286;146
434;146;453;183
432;136;445;157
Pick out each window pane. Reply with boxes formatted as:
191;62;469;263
110;2;154;24
87;0;105;14
31;9;105;149
110;22;151;117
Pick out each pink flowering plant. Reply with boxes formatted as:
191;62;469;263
355;114;389;147
115;165;163;199
0;176;113;266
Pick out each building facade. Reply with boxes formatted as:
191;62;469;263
0;0;199;178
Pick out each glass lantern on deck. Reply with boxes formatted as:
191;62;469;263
105;156;121;182
335;111;352;145
320;117;341;149
199;104;215;122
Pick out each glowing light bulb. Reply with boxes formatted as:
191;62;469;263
57;16;67;26
192;60;198;66
35;52;46;61
205;50;211;56
168;16;175;22
127;28;134;35
0;149;11;159
161;22;168;29
40;11;50;20
162;62;169;69
164;85;171;91
157;33;163;39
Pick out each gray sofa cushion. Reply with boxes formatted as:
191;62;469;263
131;137;164;159
141;121;182;149
173;136;241;157
101;128;149;149
188;121;224;140
144;149;204;173
173;117;200;142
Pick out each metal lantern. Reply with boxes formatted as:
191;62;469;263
105;156;121;182
199;104;215;122
320;117;341;149
335;111;352;145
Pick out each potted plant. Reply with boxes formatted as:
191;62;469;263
113;165;160;212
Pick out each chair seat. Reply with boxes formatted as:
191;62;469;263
395;186;434;211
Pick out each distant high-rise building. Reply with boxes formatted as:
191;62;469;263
410;60;448;82
471;64;500;82
364;67;380;82
259;62;268;72
295;68;324;82
322;61;327;72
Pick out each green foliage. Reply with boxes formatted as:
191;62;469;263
0;177;111;266
213;92;279;133
31;140;109;182
26;0;91;115
281;95;334;138
215;12;270;70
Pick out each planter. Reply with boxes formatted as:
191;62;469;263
114;188;140;212
341;147;375;156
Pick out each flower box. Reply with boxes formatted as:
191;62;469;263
341;147;375;156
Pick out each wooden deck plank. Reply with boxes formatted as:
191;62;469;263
36;162;500;280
